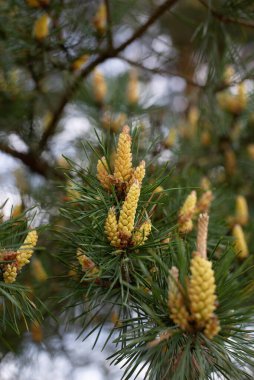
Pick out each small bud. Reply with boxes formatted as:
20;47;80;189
92;69;107;103
34;13;51;41
235;195;249;226
127;70;139;105
232;224;248;259
93;3;107;35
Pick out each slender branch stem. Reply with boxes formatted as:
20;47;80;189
120;56;204;88
0;142;64;180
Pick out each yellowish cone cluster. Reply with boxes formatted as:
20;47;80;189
127;70;139;105
196;190;213;214
3;264;18;284
204;314;221;339
76;248;99;276
97;157;112;191
168;215;220;340
104;181;150;249
71;54;89;71
178;190;197;233
97;126;146;194
93;3;107;35
92;69;107;103
105;208;121;247
132;220;152;247
232;224;249;259
235;195;249;226
16;230;38;270
114;125;133;182
32;257;47;282
188;254;216;325
34;14;51;41
168;267;190;331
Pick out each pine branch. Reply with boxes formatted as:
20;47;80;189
120;56;204;89
199;0;254;29
38;0;179;151
0;142;64;180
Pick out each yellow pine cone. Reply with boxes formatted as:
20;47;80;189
114;126;133;182
93;3;107;35
34;14;51;41
223;65;235;85
27;0;49;7
32;257;47;282
12;204;23;218
101;112;127;133
71;54;89;71
127;70;139;105
196;191;213;214
201;130;211;146
232;224;248;259
188;254;217;326
66;180;80;201
93;69;107;103
164;128;177;148
132;220;152;246
235;195;248;226
104;208;121;247
224;148;236;176
188;106;199;127
3;264;17;284
118;181;140;241
178;190;197;233
127;160;145;192
168;267;190;331
247;144;254;160
16;230;38;270
31;321;43;343
204;314;221;339
200;177;211;191
97;156;112;191
76;248;99;275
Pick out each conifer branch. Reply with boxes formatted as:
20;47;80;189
199;0;254;29
39;0;179;151
0;142;64;180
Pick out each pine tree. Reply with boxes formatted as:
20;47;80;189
0;0;254;378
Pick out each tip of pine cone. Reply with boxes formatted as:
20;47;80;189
122;125;130;134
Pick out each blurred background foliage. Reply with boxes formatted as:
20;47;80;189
0;0;254;378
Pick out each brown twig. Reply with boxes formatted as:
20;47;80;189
120;56;204;89
0;142;64;180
